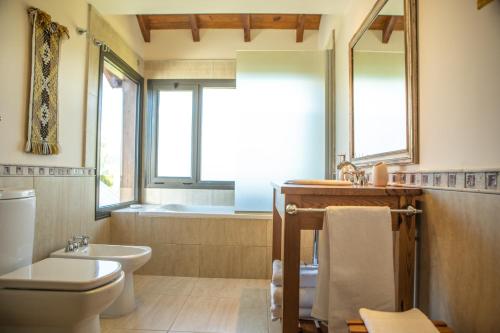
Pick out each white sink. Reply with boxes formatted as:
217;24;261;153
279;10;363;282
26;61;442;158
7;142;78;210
285;179;352;186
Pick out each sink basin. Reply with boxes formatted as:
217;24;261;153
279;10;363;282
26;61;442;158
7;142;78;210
285;179;352;186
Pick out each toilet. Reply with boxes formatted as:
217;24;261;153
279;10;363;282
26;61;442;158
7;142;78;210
0;189;124;333
51;243;152;317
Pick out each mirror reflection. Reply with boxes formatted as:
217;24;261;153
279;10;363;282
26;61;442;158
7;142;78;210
352;0;407;159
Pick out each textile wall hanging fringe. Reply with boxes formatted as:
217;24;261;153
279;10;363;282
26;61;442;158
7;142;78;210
478;0;495;9
25;7;69;155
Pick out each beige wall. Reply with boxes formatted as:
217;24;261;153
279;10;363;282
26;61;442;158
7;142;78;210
0;176;110;262
0;0;89;167
334;1;500;332
143;29;320;60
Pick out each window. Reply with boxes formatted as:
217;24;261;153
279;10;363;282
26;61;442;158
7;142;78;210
147;80;236;189
96;50;143;219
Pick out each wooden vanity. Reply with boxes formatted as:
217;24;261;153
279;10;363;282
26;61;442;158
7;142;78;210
271;182;422;333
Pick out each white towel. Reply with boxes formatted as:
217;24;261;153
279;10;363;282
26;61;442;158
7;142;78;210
271;260;318;288
270;303;313;321
360;308;440;333
311;206;395;333
270;283;316;309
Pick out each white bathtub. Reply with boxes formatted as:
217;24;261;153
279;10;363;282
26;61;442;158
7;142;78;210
119;204;271;219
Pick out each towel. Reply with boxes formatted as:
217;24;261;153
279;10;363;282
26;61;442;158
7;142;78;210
311;206;395;333
270;283;316;309
270;303;313;321
360;308;440;333
271;260;318;288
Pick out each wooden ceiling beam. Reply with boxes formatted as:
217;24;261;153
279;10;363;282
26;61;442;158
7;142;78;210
241;14;251;42
382;15;397;44
136;15;151;42
189;14;200;42
296;14;305;43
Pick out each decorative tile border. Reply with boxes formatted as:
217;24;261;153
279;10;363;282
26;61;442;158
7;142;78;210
382;169;500;194
0;164;95;177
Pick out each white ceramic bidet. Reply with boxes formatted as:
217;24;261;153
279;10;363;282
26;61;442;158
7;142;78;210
51;244;152;317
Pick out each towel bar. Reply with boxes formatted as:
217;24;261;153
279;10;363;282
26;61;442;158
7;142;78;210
285;204;422;216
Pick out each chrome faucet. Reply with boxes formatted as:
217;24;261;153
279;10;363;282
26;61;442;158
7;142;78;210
73;235;90;247
337;160;367;185
64;235;89;252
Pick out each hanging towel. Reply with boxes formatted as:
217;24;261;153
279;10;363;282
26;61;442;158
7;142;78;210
359;308;440;333
270;283;316;309
311;206;395;333
271;260;318;288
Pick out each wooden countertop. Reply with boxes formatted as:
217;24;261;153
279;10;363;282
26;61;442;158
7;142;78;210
271;182;422;196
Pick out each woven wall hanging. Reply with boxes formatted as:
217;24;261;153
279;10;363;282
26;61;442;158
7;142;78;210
25;7;69;155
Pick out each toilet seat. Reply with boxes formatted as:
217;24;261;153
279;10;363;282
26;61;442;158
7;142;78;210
0;258;122;291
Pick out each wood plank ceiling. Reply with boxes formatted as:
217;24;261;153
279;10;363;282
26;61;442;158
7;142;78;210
136;14;322;43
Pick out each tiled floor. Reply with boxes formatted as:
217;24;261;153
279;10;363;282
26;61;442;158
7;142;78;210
101;274;281;333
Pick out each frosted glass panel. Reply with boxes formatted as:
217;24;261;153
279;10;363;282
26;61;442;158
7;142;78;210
200;87;237;181
235;51;326;212
157;90;193;177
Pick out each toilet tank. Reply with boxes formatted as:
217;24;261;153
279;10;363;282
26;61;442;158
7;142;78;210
0;189;36;275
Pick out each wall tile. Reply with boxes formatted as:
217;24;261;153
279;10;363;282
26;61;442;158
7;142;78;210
199;245;242;278
30;176;109;262
241;246;267;279
110;212;136;245
0;176;34;189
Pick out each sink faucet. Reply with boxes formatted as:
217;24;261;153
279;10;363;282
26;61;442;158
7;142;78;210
337;160;366;185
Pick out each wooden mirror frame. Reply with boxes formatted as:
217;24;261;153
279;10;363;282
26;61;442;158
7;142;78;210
349;0;418;166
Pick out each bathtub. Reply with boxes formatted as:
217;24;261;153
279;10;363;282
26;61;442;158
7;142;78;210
120;203;271;219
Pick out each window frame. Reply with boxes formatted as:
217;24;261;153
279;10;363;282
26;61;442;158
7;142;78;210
95;49;144;220
146;79;236;190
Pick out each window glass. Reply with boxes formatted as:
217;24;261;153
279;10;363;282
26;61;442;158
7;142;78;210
97;54;142;216
200;87;237;181
157;90;193;178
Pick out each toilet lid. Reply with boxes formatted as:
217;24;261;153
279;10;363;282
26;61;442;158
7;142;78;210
0;258;122;291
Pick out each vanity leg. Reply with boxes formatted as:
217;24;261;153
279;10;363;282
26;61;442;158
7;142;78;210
282;198;301;333
397;197;417;311
272;189;282;261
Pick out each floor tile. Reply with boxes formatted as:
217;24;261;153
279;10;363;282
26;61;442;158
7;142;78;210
170;296;240;333
135;274;197;296
191;278;269;298
103;329;166;333
101;275;272;333
102;292;187;331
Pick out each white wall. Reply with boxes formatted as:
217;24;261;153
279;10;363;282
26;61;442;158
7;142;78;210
334;0;379;164
417;0;500;170
103;14;145;57
144;29;320;60
335;0;500;171
0;0;89;167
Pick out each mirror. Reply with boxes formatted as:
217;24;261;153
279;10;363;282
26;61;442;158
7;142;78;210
349;0;418;165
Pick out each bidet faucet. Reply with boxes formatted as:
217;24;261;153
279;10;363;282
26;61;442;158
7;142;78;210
73;235;90;247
